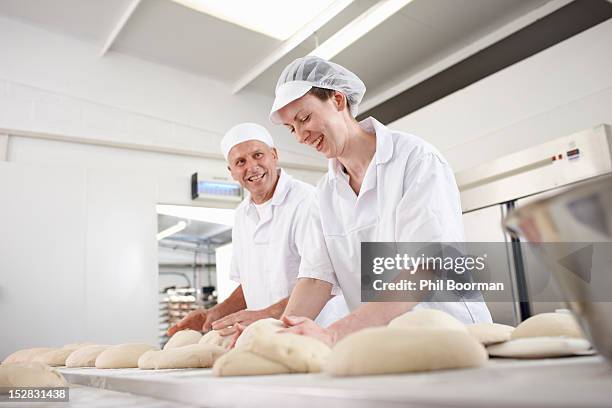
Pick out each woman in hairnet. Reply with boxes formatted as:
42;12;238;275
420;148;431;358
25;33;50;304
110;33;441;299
270;56;492;346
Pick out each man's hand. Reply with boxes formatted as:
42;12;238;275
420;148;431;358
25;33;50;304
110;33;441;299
167;307;221;337
211;309;270;336
279;315;337;347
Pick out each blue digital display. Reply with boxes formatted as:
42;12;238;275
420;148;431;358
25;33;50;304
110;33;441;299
197;181;241;197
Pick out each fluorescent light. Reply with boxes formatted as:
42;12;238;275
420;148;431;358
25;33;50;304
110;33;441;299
310;0;413;60
172;0;337;40
157;205;235;227
157;221;188;241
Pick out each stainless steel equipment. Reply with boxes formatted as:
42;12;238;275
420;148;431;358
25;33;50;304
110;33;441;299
457;124;612;324
504;174;612;362
457;124;612;213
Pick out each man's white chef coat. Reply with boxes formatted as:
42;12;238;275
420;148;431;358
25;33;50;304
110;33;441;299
298;117;492;324
230;168;348;326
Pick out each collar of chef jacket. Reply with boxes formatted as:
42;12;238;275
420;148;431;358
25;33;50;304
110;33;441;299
245;168;293;235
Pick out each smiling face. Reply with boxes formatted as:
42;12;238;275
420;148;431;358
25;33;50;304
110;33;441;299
227;140;279;202
277;91;351;159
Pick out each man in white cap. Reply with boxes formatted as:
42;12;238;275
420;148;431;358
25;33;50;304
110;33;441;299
168;122;347;338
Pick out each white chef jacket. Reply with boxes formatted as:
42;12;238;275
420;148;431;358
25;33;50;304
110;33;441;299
298;117;492;324
230;168;348;326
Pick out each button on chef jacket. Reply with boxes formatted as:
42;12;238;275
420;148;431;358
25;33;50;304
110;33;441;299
230;168;348;326
298;117;492;324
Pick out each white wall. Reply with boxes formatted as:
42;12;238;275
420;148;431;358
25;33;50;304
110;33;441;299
0;162;158;358
390;19;612;173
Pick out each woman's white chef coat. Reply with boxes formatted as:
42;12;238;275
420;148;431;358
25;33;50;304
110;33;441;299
230;169;348;326
298;117;492;324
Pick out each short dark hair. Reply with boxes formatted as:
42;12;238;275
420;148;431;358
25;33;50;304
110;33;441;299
308;87;352;115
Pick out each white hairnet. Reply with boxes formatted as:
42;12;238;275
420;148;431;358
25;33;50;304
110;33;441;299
269;56;366;124
220;122;275;161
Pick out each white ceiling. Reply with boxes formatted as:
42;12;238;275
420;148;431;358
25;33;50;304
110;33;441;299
0;0;553;107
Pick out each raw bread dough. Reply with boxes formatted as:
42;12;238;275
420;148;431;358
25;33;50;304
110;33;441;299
234;318;285;348
213;349;290;376
32;348;74;367
199;330;234;350
467;323;515;345
511;312;584;340
0;362;67;390
32;343;95;366
325;327;488;376
487;337;593;358
213;332;331;376
163;329;202;350
138;343;225;369
66;345;111;368
247;332;330;372
388;309;468;333
95;343;158;368
2;348;55;365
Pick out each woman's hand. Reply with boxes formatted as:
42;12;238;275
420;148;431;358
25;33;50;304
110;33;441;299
280;315;337;347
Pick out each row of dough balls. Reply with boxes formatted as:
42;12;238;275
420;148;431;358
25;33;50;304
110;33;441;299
1;329;235;370
2;343;158;369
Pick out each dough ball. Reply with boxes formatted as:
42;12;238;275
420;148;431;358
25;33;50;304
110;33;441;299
467;323;515;345
388;309;468;333
138;344;225;369
487;337;593;358
95;343;158;368
511;313;584;340
235;318;284;348
213;332;331;376
213;349;290;376
2;348;55;365
66;345;111;368
32;348;74;367
62;342;96;351
32;343;95;367
163;329;202;350
199;330;233;350
248;333;331;373
326;327;488;376
0;362;67;389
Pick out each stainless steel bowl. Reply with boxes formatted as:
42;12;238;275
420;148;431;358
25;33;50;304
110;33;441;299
504;174;612;362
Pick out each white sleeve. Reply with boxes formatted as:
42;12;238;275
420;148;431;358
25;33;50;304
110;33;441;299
296;195;340;289
395;153;465;242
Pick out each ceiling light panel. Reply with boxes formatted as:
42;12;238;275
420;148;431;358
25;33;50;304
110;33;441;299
172;0;338;40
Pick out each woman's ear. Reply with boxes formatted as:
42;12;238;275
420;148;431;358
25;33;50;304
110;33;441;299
332;91;347;112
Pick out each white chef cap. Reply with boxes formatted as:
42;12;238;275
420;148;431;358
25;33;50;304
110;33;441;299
269;56;366;124
220;122;275;161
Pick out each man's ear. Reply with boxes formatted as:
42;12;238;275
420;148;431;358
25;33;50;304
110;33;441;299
271;147;279;160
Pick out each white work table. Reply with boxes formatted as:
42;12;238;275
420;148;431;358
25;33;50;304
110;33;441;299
54;356;612;408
